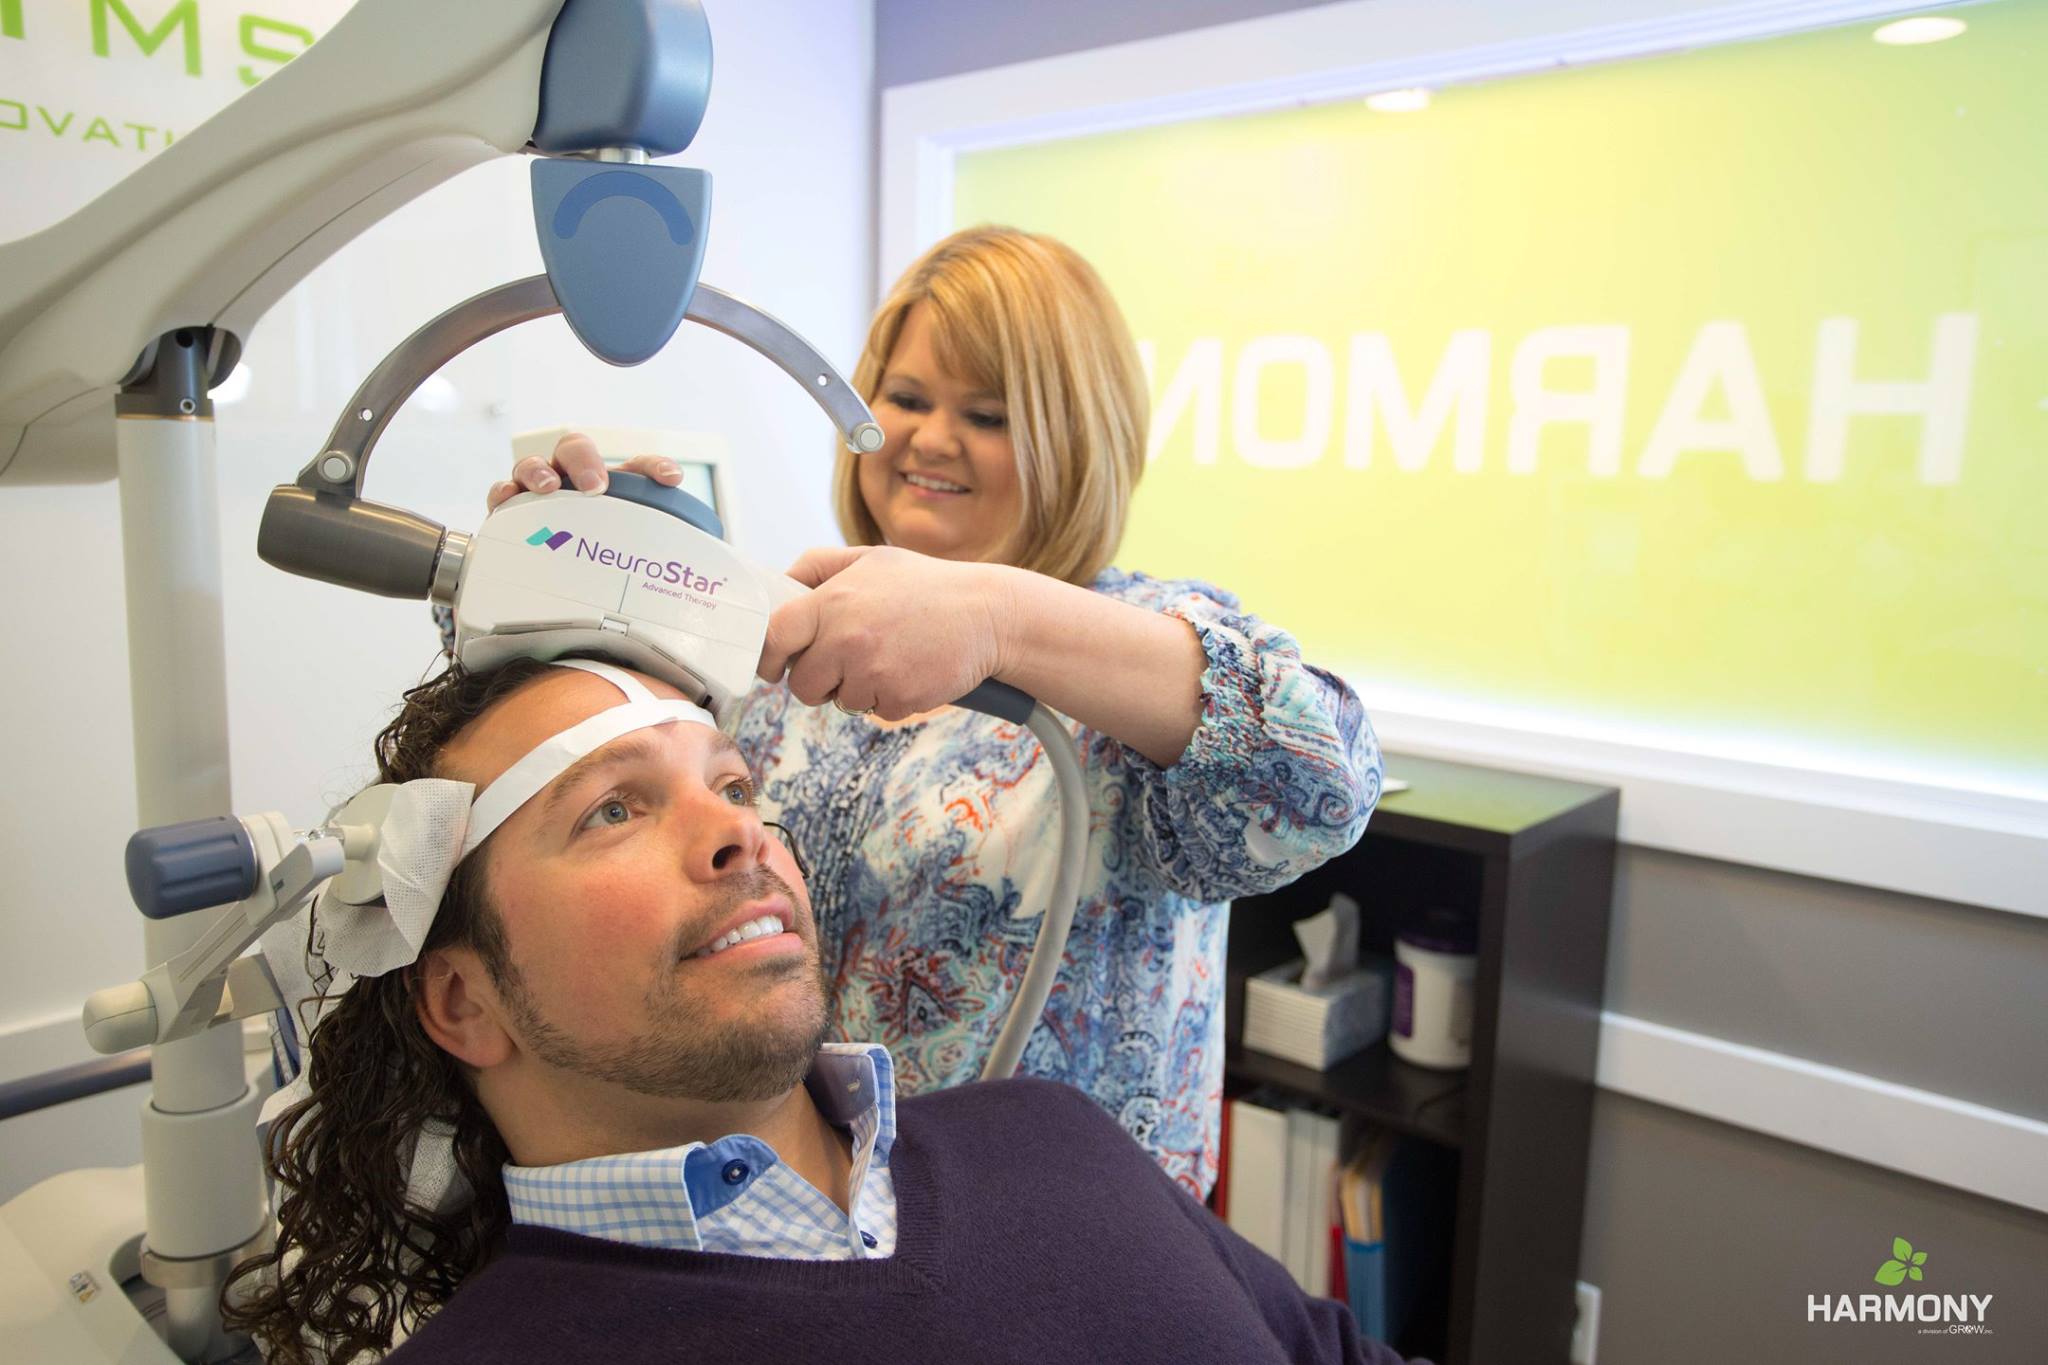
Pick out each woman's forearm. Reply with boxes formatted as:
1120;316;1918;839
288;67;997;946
983;565;1207;767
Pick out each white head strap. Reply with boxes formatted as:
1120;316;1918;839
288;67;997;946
307;658;715;978
459;659;712;858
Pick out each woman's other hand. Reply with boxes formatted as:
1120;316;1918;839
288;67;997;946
485;432;684;511
759;546;1015;720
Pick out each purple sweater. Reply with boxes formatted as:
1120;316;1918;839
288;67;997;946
389;1077;1419;1365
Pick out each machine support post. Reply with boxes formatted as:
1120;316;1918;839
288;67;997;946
115;328;267;1362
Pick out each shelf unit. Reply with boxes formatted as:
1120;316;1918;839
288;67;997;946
1225;753;1618;1365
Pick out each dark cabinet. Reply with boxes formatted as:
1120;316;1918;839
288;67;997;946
1227;754;1619;1365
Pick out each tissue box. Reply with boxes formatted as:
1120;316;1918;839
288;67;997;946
1243;957;1392;1070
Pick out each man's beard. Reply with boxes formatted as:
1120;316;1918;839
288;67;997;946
496;867;833;1103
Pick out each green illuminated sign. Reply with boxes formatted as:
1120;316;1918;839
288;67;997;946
92;0;201;78
3;0;315;82
955;2;2048;787
0;0;324;155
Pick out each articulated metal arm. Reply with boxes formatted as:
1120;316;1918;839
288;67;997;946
303;275;881;499
259;275;882;600
0;0;575;484
0;0;723;486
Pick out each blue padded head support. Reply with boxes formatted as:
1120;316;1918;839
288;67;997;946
601;468;723;540
532;0;713;157
533;159;712;366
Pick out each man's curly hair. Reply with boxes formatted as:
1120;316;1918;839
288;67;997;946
222;657;556;1363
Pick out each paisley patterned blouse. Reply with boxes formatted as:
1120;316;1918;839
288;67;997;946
727;568;1382;1198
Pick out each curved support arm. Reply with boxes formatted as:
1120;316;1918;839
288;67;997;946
297;275;881;500
684;288;885;456
299;276;564;496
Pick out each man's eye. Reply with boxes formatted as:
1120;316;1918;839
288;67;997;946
580;798;634;831
723;778;758;807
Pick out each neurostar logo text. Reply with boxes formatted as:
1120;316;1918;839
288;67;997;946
570;535;727;595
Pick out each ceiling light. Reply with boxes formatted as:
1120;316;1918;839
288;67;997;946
1872;15;1967;45
1366;88;1431;114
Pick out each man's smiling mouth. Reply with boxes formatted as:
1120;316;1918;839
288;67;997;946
693;913;789;958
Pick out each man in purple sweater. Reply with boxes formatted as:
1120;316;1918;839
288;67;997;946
224;656;1420;1365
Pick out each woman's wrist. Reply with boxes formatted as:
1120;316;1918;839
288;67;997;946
970;565;1206;764
976;561;1035;682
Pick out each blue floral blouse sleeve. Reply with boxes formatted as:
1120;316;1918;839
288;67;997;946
1092;570;1382;902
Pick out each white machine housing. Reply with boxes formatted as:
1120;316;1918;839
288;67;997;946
454;486;801;717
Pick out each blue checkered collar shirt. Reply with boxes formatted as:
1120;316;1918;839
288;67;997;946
501;1043;900;1260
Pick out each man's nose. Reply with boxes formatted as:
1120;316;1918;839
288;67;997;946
677;786;770;881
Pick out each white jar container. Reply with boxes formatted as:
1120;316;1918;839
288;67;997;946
1389;911;1476;1070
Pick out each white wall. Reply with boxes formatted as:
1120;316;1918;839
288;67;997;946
0;0;876;1200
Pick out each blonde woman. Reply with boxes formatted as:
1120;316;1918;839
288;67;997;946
492;226;1382;1197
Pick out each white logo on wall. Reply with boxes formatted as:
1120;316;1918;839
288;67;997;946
0;1;354;240
1807;1237;1995;1338
1139;314;1979;488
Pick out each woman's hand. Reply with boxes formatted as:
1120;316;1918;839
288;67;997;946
759;546;1015;720
485;431;683;510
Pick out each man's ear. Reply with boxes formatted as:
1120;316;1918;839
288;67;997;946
415;946;518;1070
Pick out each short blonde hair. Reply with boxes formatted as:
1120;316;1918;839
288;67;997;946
834;226;1149;586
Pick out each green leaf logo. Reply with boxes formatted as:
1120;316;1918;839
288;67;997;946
1875;1236;1928;1285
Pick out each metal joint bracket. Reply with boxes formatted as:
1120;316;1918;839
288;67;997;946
116;327;242;421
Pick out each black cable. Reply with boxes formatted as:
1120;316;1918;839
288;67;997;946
762;821;810;880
